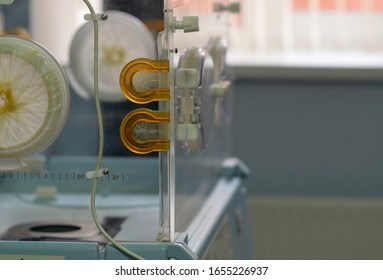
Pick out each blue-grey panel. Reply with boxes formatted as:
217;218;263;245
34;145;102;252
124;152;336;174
1;0;29;30
233;79;383;197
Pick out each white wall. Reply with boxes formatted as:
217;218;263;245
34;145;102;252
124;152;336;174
30;0;103;65
230;0;383;54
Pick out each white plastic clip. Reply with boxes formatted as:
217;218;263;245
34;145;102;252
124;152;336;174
210;80;231;97
86;168;110;179
84;13;108;22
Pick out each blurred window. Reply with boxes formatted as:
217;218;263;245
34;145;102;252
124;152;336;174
230;0;383;54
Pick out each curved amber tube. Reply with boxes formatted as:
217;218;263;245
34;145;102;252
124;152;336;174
120;58;169;104
120;108;170;154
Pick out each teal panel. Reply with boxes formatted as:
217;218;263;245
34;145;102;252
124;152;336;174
104;242;197;260
0;241;100;260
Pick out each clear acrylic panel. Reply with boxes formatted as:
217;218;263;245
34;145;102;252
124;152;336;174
162;0;233;241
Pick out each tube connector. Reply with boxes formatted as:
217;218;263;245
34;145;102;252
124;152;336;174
173;16;199;33
86;168;110;179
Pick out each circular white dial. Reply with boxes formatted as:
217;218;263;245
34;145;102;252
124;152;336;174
69;10;156;102
0;36;69;161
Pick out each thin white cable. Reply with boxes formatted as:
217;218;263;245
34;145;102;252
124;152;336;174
82;0;144;260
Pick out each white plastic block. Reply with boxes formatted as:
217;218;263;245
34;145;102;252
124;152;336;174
176;68;199;88
210;80;231;97
177;123;199;141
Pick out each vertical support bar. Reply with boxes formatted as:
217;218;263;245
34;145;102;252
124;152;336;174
308;0;320;51
364;0;373;51
254;0;267;52
167;9;176;244
282;0;294;52
336;0;347;50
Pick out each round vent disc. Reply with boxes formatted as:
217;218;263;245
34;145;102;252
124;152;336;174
69;10;156;102
0;36;69;165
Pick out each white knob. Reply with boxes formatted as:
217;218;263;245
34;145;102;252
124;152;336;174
174;16;199;33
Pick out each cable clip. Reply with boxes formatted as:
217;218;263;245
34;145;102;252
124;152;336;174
86;168;110;179
84;13;108;22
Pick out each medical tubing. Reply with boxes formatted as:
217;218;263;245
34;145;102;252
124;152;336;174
82;0;144;260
